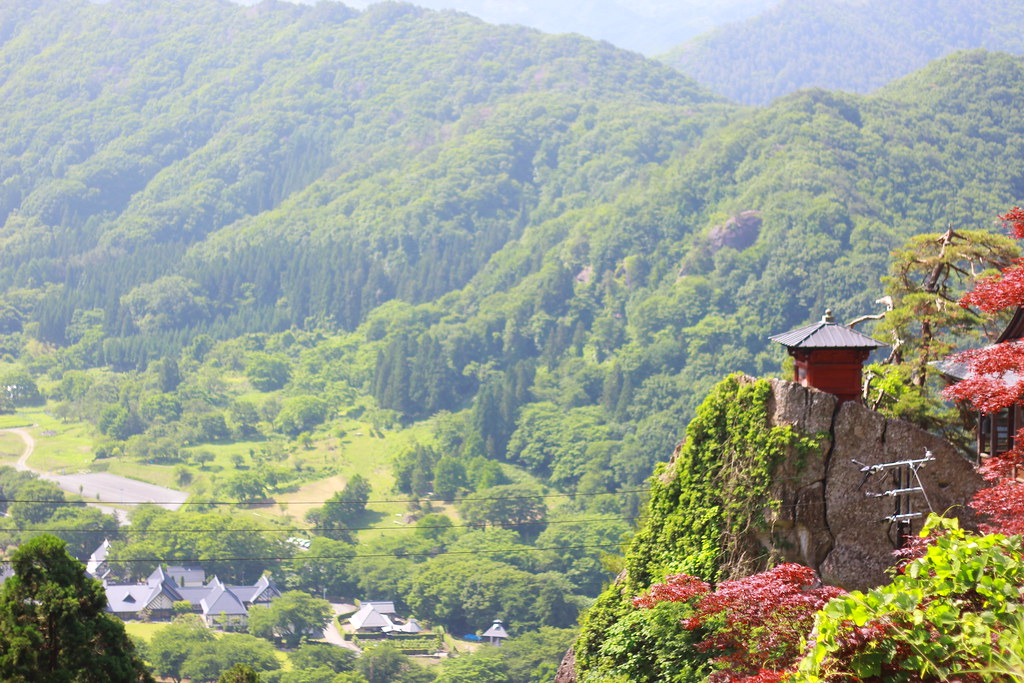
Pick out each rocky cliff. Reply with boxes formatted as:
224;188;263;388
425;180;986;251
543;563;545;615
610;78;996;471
560;375;984;683
765;377;981;588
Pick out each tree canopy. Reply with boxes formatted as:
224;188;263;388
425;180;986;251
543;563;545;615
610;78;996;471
0;534;152;683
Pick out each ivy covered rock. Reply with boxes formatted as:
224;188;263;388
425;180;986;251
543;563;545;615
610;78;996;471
568;374;985;682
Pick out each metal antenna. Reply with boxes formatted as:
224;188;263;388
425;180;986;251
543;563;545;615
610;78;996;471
855;450;936;547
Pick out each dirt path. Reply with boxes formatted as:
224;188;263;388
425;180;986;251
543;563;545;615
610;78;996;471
7;427;35;472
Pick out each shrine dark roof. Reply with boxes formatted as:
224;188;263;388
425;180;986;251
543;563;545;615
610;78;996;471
770;310;887;350
996;306;1024;343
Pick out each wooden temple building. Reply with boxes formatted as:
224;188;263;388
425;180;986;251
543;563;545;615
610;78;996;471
937;307;1024;460
770;309;887;405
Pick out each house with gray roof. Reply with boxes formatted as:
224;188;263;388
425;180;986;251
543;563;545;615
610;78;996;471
105;568;182;621
482;619;509;645
85;539;112;580
166;565;205;587
200;577;249;628
349;602;396;631
100;561;281;627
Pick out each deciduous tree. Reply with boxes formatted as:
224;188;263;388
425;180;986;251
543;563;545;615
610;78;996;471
248;590;332;647
944;209;1024;531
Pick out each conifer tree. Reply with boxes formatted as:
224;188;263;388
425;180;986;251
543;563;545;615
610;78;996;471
0;535;153;682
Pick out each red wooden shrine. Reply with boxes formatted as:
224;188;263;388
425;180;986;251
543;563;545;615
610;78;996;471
770;309;886;404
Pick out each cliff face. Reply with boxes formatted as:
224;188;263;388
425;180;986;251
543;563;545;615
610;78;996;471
561;376;984;683
765;378;982;588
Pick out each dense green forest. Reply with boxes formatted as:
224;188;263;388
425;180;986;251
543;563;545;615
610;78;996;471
3;0;1024;680
662;0;1024;105
324;0;777;55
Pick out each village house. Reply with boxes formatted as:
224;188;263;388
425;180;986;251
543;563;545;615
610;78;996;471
348;600;424;635
101;564;281;627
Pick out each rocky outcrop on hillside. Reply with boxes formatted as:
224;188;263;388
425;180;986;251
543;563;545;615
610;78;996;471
557;377;984;683
765;378;982;588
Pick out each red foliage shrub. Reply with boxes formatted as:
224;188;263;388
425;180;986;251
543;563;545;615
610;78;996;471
634;564;845;680
942;208;1024;534
631;574;710;608
970;478;1024;535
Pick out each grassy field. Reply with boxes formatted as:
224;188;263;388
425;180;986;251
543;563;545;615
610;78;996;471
122;621;167;643
0;431;23;465
0;412;39;429
0;409;96;473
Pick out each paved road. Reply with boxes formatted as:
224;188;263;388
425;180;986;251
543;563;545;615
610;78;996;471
323;603;360;651
4;426;188;520
50;472;189;510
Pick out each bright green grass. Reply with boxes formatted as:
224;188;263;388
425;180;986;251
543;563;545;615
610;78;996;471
104;460;181;490
122;621;166;643
0;431;23;465
28;420;96;473
0;409;97;473
0;415;34;429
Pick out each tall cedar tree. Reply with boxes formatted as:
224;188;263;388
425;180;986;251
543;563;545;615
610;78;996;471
945;208;1024;533
0;534;153;682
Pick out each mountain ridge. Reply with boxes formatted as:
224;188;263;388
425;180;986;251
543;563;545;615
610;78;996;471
662;0;1024;105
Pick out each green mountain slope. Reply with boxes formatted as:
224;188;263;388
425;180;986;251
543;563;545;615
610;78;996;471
661;0;1024;105
349;49;1024;493
334;0;778;55
2;2;1024;532
0;0;722;359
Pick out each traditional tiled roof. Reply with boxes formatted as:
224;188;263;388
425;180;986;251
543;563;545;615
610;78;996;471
167;565;205;587
201;577;248;617
770;310;886;349
483;619;509;639
349;603;395;630
106;583;170;614
103;564;281;618
230;575;280;603
363;600;396;614
146;567;184;601
86;539;111;578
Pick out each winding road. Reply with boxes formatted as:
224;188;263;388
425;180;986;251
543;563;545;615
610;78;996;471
3;426;188;522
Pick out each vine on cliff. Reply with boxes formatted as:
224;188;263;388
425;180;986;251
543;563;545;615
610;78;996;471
574;374;823;681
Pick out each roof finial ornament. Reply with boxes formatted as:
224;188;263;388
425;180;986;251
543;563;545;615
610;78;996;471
822;308;834;323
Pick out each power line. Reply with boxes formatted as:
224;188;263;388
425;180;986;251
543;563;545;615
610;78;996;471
3;516;645;535
95;542;626;563
0;487;652;507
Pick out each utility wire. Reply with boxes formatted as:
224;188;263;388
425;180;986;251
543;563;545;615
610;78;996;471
2;516;645;535
96;542;626;563
0;487;652;507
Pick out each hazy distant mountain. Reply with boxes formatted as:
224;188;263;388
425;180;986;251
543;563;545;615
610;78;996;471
229;0;780;54
662;0;1024;105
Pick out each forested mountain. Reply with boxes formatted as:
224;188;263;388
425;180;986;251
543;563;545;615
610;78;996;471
328;0;778;55
3;0;1024;495
3;1;1024;678
662;0;1024;105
